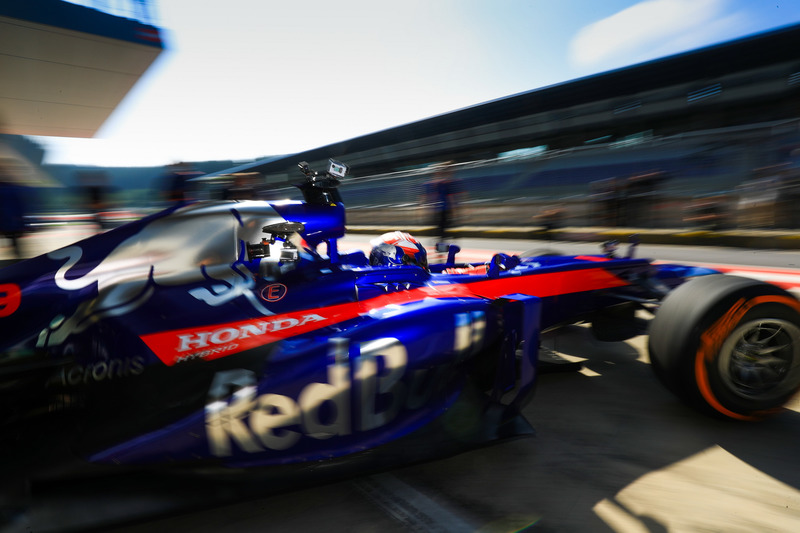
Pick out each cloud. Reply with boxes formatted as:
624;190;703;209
569;0;729;71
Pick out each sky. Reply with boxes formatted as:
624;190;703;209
33;0;800;167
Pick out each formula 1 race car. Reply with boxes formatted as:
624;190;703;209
2;160;800;517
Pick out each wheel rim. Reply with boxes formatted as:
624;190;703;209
717;318;800;402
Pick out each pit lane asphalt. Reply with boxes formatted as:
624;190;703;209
345;224;800;251
5;227;800;532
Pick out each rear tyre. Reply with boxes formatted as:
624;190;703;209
648;274;800;420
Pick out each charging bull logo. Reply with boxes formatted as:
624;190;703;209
37;203;287;348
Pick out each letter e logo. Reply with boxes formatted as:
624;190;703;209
261;283;287;302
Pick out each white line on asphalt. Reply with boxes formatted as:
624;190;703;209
353;473;476;533
715;270;800;286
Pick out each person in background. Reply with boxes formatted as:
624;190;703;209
162;162;201;204
223;173;258;200
425;162;464;243
0;158;28;259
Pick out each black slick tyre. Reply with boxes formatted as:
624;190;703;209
648;274;800;420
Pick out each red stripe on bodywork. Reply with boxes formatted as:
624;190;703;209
461;266;628;299
142;283;476;366
141;267;627;366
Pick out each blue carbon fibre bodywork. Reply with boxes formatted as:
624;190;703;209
0;195;711;477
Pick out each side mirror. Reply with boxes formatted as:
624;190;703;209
435;243;460;265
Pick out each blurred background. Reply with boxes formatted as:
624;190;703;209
2;0;800;256
4;4;800;530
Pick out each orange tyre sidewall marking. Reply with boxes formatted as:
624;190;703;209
694;295;800;421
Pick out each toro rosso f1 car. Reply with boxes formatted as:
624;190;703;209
2;160;800;505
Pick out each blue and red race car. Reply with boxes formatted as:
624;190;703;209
2;160;799;505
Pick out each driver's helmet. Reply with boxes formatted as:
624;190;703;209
369;231;427;268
